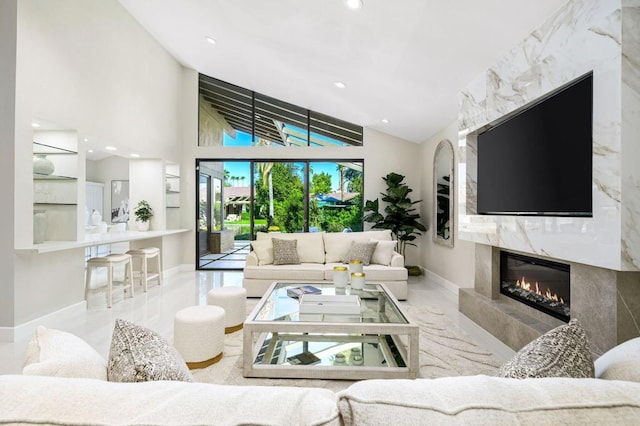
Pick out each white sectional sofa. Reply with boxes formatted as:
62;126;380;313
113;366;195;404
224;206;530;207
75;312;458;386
242;230;409;299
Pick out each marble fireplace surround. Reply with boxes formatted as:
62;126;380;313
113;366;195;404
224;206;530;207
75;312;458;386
457;0;640;354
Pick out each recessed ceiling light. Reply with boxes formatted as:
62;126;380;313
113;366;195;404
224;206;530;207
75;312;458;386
105;146;117;151
381;119;390;124
87;149;94;153
83;138;89;142
334;81;346;89
344;0;363;10
31;122;40;128
130;153;140;158
205;36;217;45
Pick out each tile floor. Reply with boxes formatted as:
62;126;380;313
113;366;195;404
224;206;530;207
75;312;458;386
0;270;515;375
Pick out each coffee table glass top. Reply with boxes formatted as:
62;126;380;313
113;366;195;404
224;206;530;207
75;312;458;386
251;282;408;324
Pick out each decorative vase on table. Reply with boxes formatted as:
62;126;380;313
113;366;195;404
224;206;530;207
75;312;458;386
33;154;55;176
91;210;102;226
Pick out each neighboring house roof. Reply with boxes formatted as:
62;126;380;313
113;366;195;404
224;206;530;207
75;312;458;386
224;186;251;204
316;191;359;206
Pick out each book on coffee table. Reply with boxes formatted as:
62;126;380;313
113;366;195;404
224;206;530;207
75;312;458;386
286;285;322;299
287;351;321;365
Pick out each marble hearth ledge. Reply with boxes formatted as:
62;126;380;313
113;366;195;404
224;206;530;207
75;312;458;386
15;229;190;254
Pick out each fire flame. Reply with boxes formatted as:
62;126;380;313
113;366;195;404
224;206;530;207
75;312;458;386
516;276;565;304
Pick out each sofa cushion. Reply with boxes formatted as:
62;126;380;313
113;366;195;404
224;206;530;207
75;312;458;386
498;318;594;379
595;337;640;382
250;239;273;265
370;240;397;266
244;264;326;281
323;230;392;263
22;326;107;381
257;232;325;263
272;238;300;265
108;319;192;383
342;241;378;265
337;375;640;426
0;375;341;426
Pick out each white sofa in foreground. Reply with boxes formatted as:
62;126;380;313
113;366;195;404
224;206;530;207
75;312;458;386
243;230;409;299
2;374;640;425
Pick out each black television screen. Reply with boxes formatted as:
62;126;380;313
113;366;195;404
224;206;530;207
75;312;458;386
476;72;593;217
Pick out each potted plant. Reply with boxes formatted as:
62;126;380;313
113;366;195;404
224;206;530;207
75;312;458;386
133;200;153;231
363;172;427;275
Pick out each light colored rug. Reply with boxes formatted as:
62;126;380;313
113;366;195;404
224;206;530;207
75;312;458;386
192;302;501;392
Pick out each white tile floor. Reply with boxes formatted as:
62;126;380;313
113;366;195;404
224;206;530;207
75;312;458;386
0;271;515;375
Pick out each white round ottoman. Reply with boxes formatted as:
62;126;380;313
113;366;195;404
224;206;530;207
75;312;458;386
173;305;225;369
207;287;247;334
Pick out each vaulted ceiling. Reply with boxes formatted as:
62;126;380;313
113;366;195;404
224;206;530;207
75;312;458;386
118;0;567;143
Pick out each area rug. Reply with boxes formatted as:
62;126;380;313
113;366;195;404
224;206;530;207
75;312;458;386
191;302;501;392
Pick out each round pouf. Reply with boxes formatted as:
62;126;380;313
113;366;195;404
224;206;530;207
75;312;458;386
173;305;225;370
207;287;247;334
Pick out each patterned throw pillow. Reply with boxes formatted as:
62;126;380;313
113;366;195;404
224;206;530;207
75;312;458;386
107;319;192;383
498;318;595;379
343;241;378;266
272;238;300;265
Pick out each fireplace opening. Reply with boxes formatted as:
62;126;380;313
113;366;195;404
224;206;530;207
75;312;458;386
500;251;570;322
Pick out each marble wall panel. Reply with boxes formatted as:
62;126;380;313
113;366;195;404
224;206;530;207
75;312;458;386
457;0;640;272
617;272;640;342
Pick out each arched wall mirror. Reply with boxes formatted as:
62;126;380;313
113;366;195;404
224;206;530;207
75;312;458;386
433;139;454;247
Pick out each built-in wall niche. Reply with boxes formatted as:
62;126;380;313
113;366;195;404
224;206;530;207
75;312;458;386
165;163;180;229
32;129;79;243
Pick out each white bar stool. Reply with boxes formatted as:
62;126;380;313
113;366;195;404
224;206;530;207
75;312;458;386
126;247;162;292
85;253;134;308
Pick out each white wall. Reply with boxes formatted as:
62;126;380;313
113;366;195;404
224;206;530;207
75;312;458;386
0;0;17;328
419;122;476;288
4;0;187;329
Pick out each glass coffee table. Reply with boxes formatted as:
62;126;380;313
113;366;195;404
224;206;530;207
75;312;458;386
243;282;419;380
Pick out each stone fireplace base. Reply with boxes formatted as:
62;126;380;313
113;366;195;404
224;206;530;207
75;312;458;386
459;244;640;356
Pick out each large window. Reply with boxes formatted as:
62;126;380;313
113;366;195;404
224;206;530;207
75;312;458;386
198;74;363;147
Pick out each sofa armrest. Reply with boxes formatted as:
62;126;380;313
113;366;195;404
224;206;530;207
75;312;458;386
246;251;258;266
390;251;404;267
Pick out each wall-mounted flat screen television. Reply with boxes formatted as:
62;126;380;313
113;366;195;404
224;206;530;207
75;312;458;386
476;72;593;217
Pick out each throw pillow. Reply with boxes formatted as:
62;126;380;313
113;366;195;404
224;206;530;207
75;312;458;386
343;240;378;266
250;239;274;265
594;336;640;382
498;318;595;379
22;326;107;381
272;238;300;265
369;239;397;266
107;318;192;383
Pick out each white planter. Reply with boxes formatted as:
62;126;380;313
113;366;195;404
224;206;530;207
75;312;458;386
137;220;150;231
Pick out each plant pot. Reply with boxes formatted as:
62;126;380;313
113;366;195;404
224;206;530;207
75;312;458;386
137;221;150;232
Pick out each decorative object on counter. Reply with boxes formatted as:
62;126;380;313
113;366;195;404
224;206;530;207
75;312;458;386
33;210;46;244
351;272;366;290
91;209;102;226
133;200;153;231
33;154;55;176
349;259;363;278
333;266;348;288
166;181;172;191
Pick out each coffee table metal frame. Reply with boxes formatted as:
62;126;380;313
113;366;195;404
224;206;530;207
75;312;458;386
243;281;419;380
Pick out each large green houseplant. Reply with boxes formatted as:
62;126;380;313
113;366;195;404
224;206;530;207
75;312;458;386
363;172;426;274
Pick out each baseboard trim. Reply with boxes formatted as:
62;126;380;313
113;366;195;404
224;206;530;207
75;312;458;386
422;268;462;297
0;301;87;343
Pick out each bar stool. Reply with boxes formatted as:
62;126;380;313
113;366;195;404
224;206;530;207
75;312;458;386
85;253;134;308
126;247;162;292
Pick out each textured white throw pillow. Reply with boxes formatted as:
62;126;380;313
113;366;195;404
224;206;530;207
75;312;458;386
250;239;273;265
370;239;397;266
22;326;107;380
595;337;640;382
